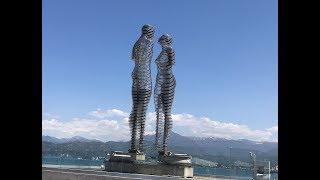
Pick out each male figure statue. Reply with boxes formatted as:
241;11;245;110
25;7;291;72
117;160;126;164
129;24;155;153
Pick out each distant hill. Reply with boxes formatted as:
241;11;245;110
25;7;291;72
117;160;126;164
42;132;277;166
43;135;63;143
42;135;102;144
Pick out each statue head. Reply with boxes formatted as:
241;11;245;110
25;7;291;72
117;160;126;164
141;24;155;40
158;34;173;47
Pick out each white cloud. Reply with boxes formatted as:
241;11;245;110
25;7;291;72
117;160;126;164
169;113;277;142
266;125;278;142
42;109;278;142
88;109;129;119
42;118;129;142
266;126;278;133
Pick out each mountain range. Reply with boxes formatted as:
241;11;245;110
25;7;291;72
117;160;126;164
43;135;101;144
42;132;277;166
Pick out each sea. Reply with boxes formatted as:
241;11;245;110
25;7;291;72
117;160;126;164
42;156;278;179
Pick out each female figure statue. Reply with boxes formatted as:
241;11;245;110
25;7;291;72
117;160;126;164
154;34;176;156
129;24;155;153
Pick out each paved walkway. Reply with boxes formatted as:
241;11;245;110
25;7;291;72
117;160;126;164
42;166;251;180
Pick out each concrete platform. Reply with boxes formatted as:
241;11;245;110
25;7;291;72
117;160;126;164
108;151;145;162
105;161;193;178
159;153;192;165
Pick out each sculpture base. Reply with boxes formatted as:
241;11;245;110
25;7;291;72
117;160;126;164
130;153;145;161
108;151;145;162
159;152;192;165
105;161;193;178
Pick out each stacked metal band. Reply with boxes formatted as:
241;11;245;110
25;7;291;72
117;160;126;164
154;34;176;155
129;24;154;153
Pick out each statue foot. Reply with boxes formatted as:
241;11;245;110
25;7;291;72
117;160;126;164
158;151;192;165
129;149;144;154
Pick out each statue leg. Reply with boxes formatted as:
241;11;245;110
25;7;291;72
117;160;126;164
138;89;151;152
162;81;175;154
129;88;138;152
162;90;174;155
155;94;164;150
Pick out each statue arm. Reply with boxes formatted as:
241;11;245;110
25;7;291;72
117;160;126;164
132;42;138;60
132;38;142;61
166;47;175;65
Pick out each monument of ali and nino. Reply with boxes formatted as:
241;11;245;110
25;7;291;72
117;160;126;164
105;24;193;178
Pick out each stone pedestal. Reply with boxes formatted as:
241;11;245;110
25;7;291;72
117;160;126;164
159;153;192;165
130;153;145;161
108;151;145;162
105;161;193;178
108;151;134;163
106;151;193;178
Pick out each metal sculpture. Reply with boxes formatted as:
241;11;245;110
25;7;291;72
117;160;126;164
129;24;155;153
154;34;176;155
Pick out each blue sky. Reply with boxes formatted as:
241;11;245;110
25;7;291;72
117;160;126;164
42;0;278;141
